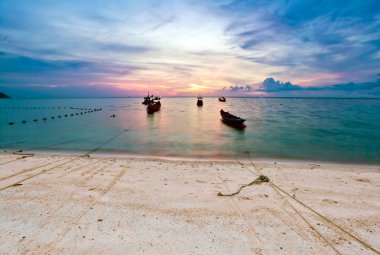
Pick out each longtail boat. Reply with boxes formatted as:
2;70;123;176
220;109;246;128
218;97;226;102
147;101;161;114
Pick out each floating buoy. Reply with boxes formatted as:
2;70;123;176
33;119;38;122
76;113;78;115
110;114;116;118
43;118;47;121
8;122;14;125
70;114;74;116
22;120;27;124
80;112;83;115
51;117;55;119
64;114;68;117
58;115;61;118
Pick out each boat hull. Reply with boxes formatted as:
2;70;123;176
220;109;246;128
147;102;161;114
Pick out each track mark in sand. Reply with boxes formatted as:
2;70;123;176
0;155;32;166
42;166;127;254
0;157;81;192
79;165;109;185
213;166;263;254
0;160;62;182
17;162;120;252
56;159;102;178
245;161;380;255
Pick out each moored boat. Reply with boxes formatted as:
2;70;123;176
147;101;161;114
142;94;154;105
218;97;226;102
220;109;246;128
197;96;203;106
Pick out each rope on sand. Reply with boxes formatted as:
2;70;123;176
217;175;269;196
0;118;144;192
243;159;380;255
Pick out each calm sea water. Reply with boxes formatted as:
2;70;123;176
1;98;380;163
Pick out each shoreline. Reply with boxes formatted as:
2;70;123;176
2;149;380;167
0;152;379;254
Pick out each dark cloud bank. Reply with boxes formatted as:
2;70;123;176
226;77;380;97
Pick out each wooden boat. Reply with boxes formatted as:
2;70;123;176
220;109;246;127
147;101;161;114
218;97;226;102
142;94;153;105
197;96;203;106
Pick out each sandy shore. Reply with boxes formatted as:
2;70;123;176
0;152;379;255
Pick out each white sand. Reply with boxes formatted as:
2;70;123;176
0;153;379;255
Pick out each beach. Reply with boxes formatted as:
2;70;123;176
0;152;379;254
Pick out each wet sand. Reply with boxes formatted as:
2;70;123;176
0;152;379;254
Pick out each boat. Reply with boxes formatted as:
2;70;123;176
154;96;161;100
142;94;154;105
147;101;161;114
218;97;226;102
220;109;246;128
197;96;203;106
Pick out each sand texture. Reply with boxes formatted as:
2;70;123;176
0;153;379;255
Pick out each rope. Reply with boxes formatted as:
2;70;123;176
244;159;380;255
217;175;269;196
0;117;144;192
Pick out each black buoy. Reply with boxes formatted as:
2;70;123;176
64;114;68;117
58;115;61;118
22;120;27;124
43;118;47;121
51;117;55;119
70;114;74;116
110;114;116;118
8;122;14;125
75;113;78;115
33;119;38;122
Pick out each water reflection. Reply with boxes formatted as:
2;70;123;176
1;97;380;163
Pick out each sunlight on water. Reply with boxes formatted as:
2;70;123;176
1;98;380;163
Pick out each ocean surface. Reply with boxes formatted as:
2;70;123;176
1;97;380;164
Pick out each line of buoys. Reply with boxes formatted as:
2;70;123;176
6;107;103;126
1;106;104;111
0;106;70;110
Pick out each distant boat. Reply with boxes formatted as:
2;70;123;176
220;109;246;128
142;94;154;105
197;96;203;106
154;96;161;100
147;101;161;114
218;97;226;102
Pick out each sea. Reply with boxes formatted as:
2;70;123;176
1;97;380;164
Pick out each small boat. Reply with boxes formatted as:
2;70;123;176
220;109;246;128
218;97;226;102
154;96;161;100
147;101;161;114
142;94;153;105
197;96;203;106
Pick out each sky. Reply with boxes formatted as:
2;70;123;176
0;0;380;98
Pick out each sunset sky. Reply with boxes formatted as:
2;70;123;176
1;0;380;97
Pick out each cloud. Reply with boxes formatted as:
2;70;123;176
224;77;380;97
1;0;380;97
258;78;302;92
229;85;253;92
